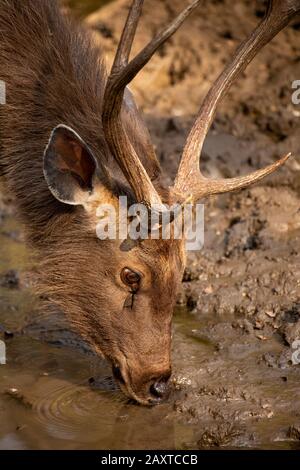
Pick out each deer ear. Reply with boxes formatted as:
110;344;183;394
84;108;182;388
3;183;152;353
43;125;98;205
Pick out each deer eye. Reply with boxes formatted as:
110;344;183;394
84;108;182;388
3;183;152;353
121;268;141;290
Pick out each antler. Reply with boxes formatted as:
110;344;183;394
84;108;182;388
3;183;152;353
102;0;202;208
103;0;300;208
174;0;300;201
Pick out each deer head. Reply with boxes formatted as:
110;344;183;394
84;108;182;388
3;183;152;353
42;0;299;405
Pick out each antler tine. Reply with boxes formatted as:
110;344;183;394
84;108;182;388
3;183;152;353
103;0;202;208
174;0;300;201
103;0;163;208
190;152;291;201
112;0;144;71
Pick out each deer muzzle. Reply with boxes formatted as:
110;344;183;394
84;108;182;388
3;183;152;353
112;358;172;405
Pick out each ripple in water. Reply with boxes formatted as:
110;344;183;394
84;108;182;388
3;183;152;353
32;377;127;443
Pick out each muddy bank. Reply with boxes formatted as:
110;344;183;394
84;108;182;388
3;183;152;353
0;0;300;450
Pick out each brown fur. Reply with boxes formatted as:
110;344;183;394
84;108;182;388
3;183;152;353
0;0;185;404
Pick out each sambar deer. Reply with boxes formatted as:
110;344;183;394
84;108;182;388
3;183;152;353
0;0;299;405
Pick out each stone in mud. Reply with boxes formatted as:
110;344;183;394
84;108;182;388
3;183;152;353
182;267;199;282
4;388;33;409
280;317;300;347
4;330;14;339
197;423;242;448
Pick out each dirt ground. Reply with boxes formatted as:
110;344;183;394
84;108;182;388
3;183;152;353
1;0;300;449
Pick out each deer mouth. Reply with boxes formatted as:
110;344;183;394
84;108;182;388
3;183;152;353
112;363;149;405
112;360;171;406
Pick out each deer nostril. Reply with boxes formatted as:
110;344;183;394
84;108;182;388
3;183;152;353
150;379;168;399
